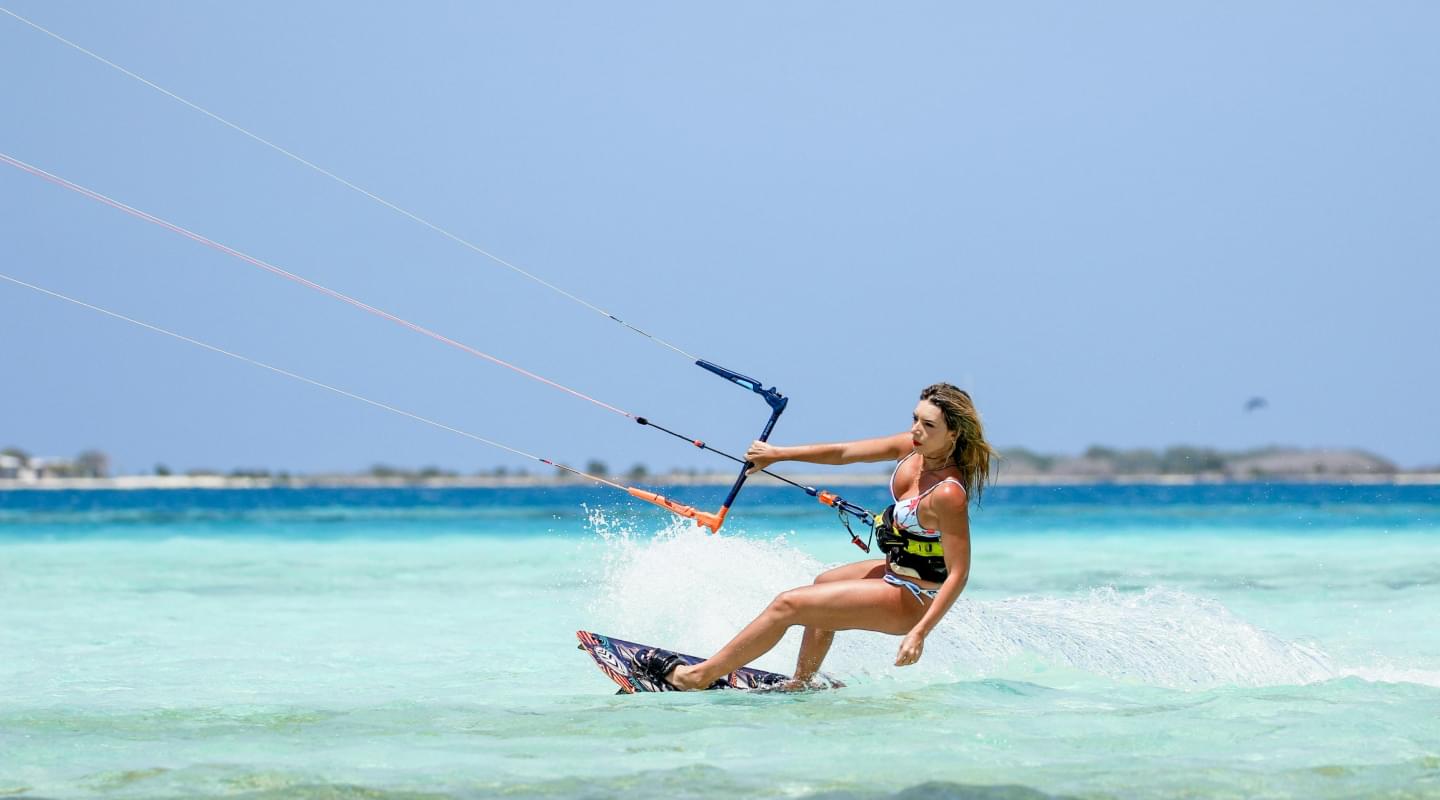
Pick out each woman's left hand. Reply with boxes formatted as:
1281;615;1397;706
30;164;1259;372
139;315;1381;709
894;631;925;667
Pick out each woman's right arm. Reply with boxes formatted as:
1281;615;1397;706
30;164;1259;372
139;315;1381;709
746;432;912;473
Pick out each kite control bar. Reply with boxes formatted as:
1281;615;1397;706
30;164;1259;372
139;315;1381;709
624;360;787;533
698;360;788;521
628;361;879;548
696;360;788;413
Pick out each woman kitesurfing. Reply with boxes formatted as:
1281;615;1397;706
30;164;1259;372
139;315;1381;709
1;5;996;694
635;383;995;689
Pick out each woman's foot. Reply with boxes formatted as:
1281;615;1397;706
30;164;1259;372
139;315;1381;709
634;649;728;691
634;648;685;690
669;663;720;690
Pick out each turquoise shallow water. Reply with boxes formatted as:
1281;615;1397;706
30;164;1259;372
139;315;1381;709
2;484;1438;799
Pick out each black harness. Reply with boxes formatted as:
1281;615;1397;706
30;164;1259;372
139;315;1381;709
874;503;948;584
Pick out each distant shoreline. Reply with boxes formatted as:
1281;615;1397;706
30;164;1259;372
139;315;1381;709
7;445;1424;491
3;471;1438;491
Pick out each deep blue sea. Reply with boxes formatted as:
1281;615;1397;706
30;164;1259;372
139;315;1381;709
2;483;1438;799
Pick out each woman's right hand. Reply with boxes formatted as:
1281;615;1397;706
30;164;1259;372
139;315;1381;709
745;441;784;474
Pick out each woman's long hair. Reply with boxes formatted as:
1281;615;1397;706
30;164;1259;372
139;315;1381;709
920;383;997;503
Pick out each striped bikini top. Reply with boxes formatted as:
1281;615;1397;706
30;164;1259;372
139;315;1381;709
889;452;962;535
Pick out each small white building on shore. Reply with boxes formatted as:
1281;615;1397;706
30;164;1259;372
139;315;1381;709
0;455;83;482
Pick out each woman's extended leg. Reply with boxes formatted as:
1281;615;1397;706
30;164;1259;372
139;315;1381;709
668;572;925;690
793;560;887;682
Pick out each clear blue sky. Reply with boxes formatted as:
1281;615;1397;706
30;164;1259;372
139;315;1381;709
2;1;1437;473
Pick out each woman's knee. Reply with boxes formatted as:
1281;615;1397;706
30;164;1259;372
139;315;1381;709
767;589;804;619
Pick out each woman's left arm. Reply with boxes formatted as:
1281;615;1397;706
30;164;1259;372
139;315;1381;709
894;483;971;667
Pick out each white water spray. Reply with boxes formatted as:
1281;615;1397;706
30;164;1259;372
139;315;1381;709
583;516;1348;690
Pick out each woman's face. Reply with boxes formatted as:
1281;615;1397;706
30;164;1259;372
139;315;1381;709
910;400;956;459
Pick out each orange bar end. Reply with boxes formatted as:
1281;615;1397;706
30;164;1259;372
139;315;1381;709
626;487;729;534
692;505;728;534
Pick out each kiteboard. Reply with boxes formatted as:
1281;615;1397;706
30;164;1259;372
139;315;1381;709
577;630;835;693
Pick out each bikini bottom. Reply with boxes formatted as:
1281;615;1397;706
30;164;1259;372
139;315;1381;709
883;572;939;603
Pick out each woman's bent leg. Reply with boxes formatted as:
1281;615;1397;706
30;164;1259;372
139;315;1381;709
793;560;886;681
669;574;922;690
793;627;834;682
